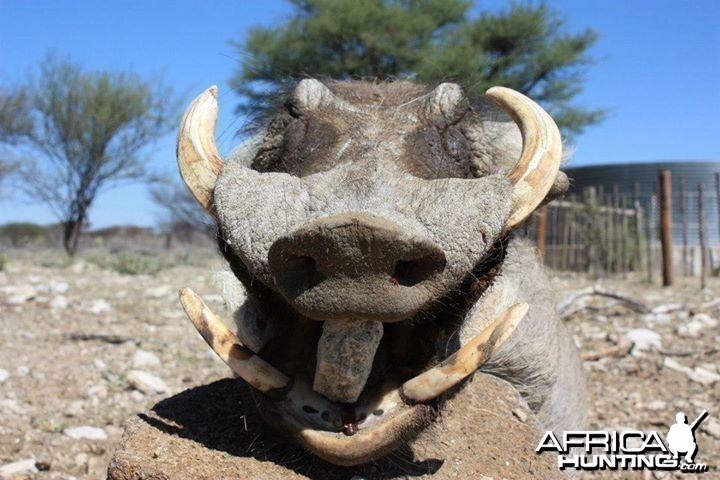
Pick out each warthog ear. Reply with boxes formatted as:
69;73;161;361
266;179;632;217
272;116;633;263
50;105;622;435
290;79;337;113
423;82;464;123
485;87;562;229
176;86;224;215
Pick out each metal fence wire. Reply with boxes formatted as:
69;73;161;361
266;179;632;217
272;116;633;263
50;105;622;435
518;171;720;283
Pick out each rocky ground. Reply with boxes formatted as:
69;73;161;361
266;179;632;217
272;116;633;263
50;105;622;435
0;246;718;479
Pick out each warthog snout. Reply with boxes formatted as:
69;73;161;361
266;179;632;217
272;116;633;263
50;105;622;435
268;212;446;322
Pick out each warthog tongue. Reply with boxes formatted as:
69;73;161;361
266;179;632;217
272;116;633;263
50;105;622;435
313;319;384;403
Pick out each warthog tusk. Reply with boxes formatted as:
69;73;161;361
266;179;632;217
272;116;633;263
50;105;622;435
401;303;529;403
179;288;290;395
485;87;562;229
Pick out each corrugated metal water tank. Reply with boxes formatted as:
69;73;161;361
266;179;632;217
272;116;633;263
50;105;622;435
564;161;720;246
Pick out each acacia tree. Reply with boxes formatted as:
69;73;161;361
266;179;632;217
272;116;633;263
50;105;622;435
0;86;26;194
0;57;179;255
230;0;603;135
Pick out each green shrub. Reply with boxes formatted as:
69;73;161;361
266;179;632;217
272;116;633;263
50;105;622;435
0;222;55;246
92;251;170;275
38;254;73;269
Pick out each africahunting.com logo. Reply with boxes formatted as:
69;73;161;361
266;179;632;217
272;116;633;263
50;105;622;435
537;410;711;473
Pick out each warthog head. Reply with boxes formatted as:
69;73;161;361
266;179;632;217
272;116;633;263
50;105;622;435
176;80;566;465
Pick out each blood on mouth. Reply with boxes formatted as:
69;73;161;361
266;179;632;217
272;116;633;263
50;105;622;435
341;403;359;436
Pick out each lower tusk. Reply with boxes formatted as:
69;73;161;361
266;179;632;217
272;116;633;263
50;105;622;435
400;302;528;403
179;287;290;394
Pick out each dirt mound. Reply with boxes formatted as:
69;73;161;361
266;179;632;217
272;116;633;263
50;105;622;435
108;376;562;479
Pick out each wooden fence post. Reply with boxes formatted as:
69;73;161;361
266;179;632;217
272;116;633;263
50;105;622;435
679;176;688;276
605;193;614;273
536;206;548;263
621;196;629;276
659;170;673;286
646;194;655;283
699;183;707;289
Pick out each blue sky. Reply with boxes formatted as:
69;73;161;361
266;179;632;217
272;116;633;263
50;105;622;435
1;0;718;228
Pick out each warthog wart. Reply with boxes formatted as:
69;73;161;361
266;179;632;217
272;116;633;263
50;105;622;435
175;79;585;466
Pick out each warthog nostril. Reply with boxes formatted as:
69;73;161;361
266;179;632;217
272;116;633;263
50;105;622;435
393;251;446;287
281;255;324;297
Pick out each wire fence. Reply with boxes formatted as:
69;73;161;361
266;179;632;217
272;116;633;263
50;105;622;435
519;171;720;285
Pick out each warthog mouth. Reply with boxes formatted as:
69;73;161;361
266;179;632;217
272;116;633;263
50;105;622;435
179;288;527;466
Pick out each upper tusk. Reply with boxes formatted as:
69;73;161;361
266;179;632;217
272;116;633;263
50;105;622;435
179;287;290;394
485;87;562;229
401;302;529;404
176;86;224;215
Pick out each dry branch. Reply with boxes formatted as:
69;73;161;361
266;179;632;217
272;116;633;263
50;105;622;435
558;286;648;317
581;338;632;361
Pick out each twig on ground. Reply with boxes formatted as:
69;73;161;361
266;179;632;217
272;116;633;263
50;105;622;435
67;332;136;344
701;298;720;310
581;338;633;361
559;286;648;317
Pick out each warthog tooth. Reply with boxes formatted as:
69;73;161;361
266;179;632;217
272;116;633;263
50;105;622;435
179;288;290;394
401;303;529;403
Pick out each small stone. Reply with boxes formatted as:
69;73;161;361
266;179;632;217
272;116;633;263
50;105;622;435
127;370;170;394
5;284;37;304
130;390;145;402
700;363;718;373
0;458;39;477
64;400;85;417
512;408;528;422
688;367;720;385
0;368;7;382
663;358;692;375
645;400;666;411
626;329;661;354
676;319;704;338
617;359;638;374
132;350;161;369
50;295;69;309
16;366;30;376
93;359;108;371
49;281;69;294
640;313;673;326
692;313;717;328
87;299;111;315
663;358;720;385
64;426;108;440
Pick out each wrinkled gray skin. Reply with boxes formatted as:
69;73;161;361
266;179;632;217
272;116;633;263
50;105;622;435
211;80;585;455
